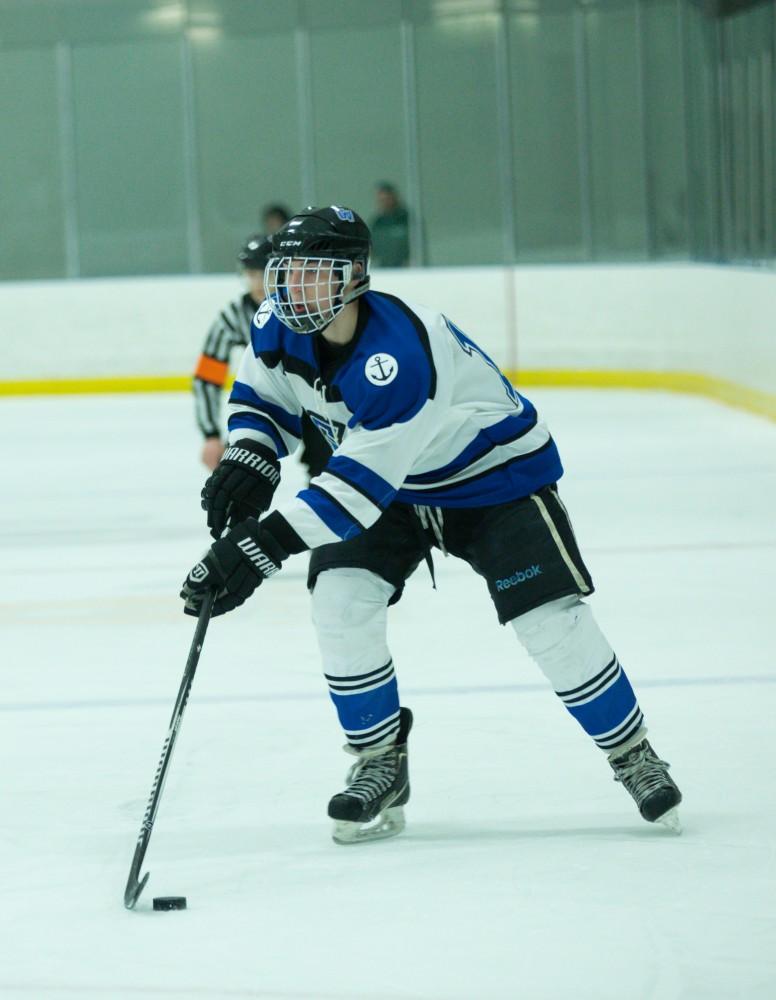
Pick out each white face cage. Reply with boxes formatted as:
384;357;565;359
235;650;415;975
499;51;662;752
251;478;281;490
264;255;367;335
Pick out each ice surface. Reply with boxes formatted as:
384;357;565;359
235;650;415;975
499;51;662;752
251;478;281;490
0;389;774;1000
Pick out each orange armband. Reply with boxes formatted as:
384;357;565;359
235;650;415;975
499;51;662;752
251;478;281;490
194;355;229;386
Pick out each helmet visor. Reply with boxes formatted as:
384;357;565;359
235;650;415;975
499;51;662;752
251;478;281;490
265;256;353;334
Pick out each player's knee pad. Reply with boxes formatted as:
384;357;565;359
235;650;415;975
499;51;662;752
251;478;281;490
510;595;614;693
311;568;395;677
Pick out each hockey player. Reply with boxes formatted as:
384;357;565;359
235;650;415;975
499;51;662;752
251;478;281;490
193;232;331;475
181;206;682;844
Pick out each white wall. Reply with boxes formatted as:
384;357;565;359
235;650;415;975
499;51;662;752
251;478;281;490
0;274;239;381
509;264;776;396
1;264;774;396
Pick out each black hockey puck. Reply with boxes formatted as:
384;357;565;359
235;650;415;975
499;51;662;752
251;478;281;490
153;896;187;911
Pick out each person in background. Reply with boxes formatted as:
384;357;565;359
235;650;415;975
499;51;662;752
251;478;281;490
193;234;272;471
193;231;331;475
369;181;410;267
262;204;292;236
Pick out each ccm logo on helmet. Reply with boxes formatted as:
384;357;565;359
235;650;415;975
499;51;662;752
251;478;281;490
280;240;303;248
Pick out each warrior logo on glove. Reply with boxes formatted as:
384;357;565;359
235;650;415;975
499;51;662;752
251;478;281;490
189;561;209;583
220;446;280;483
180;517;288;617
236;538;280;576
200;438;281;539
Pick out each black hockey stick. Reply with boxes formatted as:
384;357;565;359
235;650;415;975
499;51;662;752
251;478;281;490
123;587;216;910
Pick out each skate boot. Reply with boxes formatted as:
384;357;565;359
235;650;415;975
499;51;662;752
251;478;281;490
328;707;413;845
609;738;682;832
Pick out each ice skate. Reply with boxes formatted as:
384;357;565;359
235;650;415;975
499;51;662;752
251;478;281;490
328;707;412;845
609;738;683;832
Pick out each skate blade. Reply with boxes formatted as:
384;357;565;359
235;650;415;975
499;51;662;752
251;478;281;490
656;807;682;834
332;806;406;845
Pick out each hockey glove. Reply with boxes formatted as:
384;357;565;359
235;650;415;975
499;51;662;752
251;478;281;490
181;518;287;617
201;439;281;539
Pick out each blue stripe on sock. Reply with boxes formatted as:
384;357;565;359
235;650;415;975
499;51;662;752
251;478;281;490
328;676;399;733
562;668;639;739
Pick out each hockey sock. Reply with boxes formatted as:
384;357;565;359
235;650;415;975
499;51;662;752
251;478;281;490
326;661;401;749
554;652;645;752
312;568;401;749
511;595;645;753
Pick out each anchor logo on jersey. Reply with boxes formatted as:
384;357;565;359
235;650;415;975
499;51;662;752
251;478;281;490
365;353;398;386
308;412;345;451
253;299;273;329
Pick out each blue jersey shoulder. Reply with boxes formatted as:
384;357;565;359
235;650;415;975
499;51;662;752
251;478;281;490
249;299;316;368
335;292;436;431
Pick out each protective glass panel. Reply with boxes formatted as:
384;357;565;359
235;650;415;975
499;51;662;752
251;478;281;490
309;21;408;261
0;46;67;278
509;7;586;261
641;1;690;257
719;5;776;261
583;3;649;258
414;13;504;265
71;38;188;276
191;30;302;272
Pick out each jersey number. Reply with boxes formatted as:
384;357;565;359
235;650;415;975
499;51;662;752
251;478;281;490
444;317;520;407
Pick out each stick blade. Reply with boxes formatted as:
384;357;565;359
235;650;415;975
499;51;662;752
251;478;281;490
124;870;150;910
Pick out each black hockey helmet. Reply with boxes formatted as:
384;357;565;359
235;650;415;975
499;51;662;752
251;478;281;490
237;233;272;271
265;206;372;334
270;206;371;262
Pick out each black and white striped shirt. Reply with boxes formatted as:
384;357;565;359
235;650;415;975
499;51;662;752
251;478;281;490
193;292;259;438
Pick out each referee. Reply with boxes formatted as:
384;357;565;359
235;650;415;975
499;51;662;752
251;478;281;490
193;233;330;475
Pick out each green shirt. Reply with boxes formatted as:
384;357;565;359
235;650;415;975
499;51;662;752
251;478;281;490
370;208;410;267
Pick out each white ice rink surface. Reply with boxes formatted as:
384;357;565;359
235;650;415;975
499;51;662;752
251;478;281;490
1;388;775;1000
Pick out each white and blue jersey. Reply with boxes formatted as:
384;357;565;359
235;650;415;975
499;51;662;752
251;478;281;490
226;290;563;551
